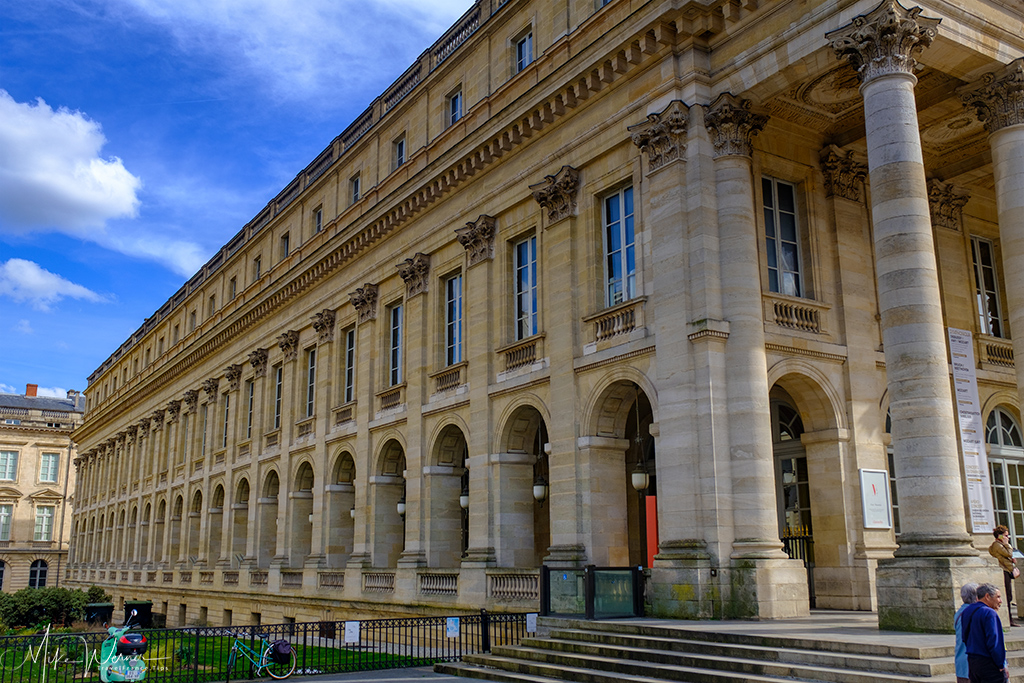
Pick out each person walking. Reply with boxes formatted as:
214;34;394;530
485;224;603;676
962;583;1009;683
956;583;979;683
989;525;1020;627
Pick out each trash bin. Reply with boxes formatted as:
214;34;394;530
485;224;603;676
86;603;114;625
124;600;153;628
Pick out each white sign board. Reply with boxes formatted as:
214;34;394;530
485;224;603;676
526;613;538;633
446;617;460;638
859;468;892;529
948;327;996;533
344;621;360;644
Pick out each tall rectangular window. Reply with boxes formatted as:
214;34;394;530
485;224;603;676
274;365;283;430
394;136;406;169
246;380;254;440
446;274;463;365
314;207;323;234
515;32;533;73
972;235;1004;338
305;348;317;418
39;453;59;483
389;304;403;386
208;295;216;317
201;404;208;456
180;413;189;463
253;255;262;281
222;394;230;449
514;235;538;340
280;233;290;260
189;310;197;332
351;174;361;204
0;505;11;541
0;451;17;481
229;277;237;299
344;328;356;403
173;325;180;344
604;186;635;306
34;506;54;542
763;177;802;297
448;89;463;127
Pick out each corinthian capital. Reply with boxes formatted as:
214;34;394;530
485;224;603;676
350;284;378;323
312;309;336;344
959;59;1024;133
398;253;431;298
628;100;689;172
456;215;496;267
249;348;269;378
225;364;243;391
277;330;300;362
703;93;767;158
826;0;940;84
183;390;199;414
530;166;580;223
820;145;868;201
927;179;970;231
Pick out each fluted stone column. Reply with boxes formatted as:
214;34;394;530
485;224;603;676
828;0;986;631
705;93;809;618
962;59;1024;414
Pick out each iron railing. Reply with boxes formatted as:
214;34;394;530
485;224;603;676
0;611;529;683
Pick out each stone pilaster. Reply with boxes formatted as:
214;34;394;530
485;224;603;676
927;179;970;232
829;0;984;632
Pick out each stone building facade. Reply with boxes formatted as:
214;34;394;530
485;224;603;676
0;385;82;592
69;0;1024;631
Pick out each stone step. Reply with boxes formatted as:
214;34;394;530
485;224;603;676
514;636;950;678
475;645;947;683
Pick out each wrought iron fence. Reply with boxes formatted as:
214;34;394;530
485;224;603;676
0;611;529;683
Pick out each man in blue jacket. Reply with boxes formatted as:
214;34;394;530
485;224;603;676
962;582;1009;682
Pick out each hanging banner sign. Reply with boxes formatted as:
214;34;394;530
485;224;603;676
948;327;996;533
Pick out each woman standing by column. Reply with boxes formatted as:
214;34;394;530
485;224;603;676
989;525;1020;627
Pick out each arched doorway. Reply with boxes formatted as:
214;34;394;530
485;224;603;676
231;479;250;566
325;452;355;567
496;404;550;568
209;485;225;564
154;501;166;565
426;424;468;568
169;497;183;565
290;463;314;566
140;504;151;565
372;440;406;567
258;471;280;567
987;405;1024;549
771;397;815;607
187;491;202;563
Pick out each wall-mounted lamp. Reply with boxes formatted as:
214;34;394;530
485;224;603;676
459;485;469;510
397;494;406;517
349;506;356;519
533;475;548;503
631;461;650;493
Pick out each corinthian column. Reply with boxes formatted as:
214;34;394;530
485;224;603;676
704;93;809;618
961;59;1024;408
828;0;986;632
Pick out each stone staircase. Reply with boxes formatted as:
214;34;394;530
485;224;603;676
436;618;1024;683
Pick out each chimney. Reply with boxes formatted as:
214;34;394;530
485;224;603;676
26;384;38;397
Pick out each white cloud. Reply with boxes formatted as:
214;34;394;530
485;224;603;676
115;0;472;102
0;259;109;312
0;384;15;395
35;386;68;398
0;90;142;233
14;319;33;334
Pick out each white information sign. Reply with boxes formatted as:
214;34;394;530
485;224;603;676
948;327;996;533
859;469;892;529
344;621;360;644
526;613;538;633
446;617;460;638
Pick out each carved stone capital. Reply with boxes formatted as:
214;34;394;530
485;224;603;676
150;409;165;430
312;309;337;344
125;426;138;445
349;284;379;323
628;100;689;171
959;58;1024;133
456;215;496;267
398;253;430;297
820;145;868;201
115;433;126;449
530;166;580;223
137;418;150;439
826;0;940;84
225;364;243;391
927;179;971;231
249;348;269;378
277;330;300;362
166;400;182;424
202;377;220;399
183;390;199;414
703;93;768;158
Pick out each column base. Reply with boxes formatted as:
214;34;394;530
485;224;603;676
460;547;496;568
729;556;809;619
649;540;714;619
876;554;997;632
397;550;428;568
543;544;587;568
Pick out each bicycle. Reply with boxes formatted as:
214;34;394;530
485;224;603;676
225;632;295;679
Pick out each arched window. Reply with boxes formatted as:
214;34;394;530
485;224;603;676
987;406;1024;549
29;560;47;588
0;560;5;590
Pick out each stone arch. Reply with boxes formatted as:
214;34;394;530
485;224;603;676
168;495;183;566
331;450;356;484
767;359;845;433
582;368;658;440
187;489;203;561
127;505;138;564
140;503;151;565
326;450;356;567
258;470;281;567
208;483;226;564
430;418;470;466
231;477;250;567
493;398;550;567
425;422;469;567
495;393;549;455
371;438;406;567
376;437;407;476
982;390;1021;424
154;500;166;565
293;461;315;491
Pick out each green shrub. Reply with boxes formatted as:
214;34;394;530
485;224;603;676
86;586;111;604
0;587;89;627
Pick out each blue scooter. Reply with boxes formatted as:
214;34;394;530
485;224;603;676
99;609;148;683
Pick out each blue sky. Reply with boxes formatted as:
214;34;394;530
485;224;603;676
0;0;470;397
